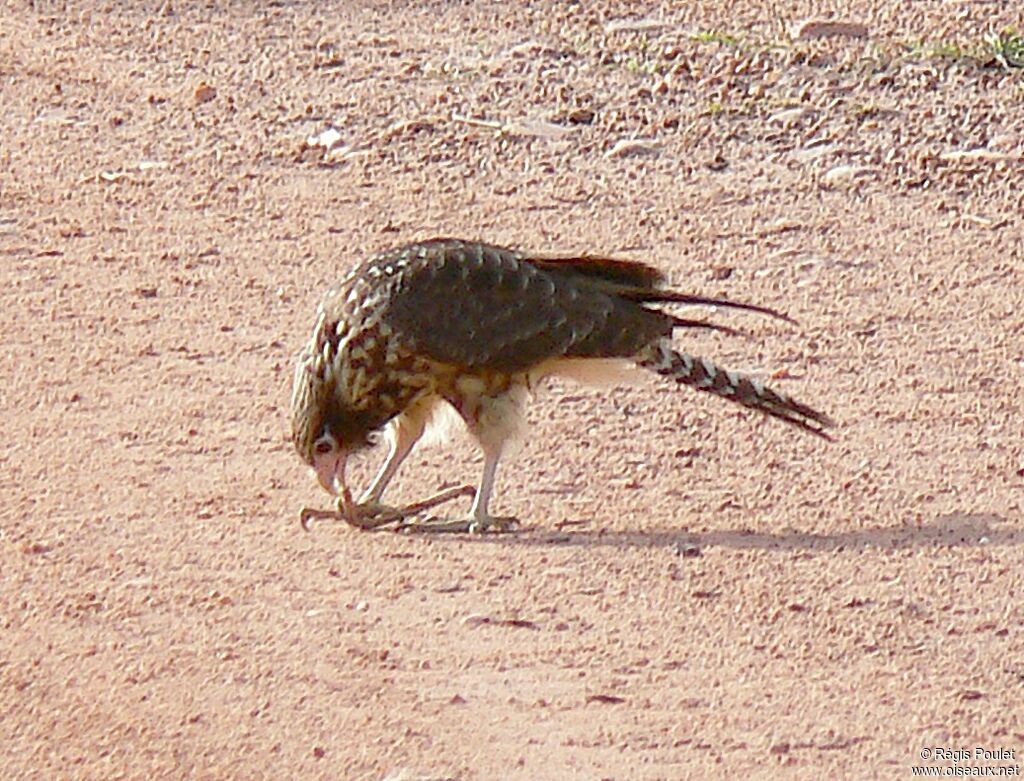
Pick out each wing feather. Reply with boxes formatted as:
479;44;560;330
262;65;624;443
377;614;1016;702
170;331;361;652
361;239;785;373
377;241;658;371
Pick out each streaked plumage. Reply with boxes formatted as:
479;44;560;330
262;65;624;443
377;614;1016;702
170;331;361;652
292;238;834;531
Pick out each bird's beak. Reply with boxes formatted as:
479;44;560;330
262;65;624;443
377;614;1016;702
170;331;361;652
314;452;342;496
314;452;356;522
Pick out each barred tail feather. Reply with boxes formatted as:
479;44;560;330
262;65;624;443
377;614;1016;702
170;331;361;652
638;342;835;440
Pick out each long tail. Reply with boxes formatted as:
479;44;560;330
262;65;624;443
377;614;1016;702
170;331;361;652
638;341;835;440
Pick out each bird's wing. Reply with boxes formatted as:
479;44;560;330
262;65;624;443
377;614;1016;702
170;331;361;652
375;240;665;373
527;252;794;323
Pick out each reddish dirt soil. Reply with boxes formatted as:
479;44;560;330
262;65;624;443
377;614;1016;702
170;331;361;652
3;3;1024;779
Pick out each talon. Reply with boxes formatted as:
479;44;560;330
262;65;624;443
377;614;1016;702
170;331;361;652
474;515;519;534
299;506;344;532
299;508;316;532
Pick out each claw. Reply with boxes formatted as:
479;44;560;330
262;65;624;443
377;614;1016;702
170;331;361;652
470;515;519;534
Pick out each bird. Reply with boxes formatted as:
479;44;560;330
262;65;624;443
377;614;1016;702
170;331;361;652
291;238;834;533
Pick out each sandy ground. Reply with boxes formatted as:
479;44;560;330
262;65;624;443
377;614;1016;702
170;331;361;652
3;2;1024;779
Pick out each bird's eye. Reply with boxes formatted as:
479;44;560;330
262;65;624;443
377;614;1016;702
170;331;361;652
313;432;337;456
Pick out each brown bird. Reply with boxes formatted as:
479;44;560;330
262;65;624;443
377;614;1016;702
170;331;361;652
291;238;834;532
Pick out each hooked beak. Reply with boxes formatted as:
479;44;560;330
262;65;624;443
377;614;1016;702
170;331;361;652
313;452;343;495
313;452;356;522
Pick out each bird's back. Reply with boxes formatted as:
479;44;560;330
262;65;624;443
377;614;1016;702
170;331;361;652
330;238;675;374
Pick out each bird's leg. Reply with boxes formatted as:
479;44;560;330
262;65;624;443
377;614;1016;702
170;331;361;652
358;414;426;507
400;439;518;534
467;440;518;532
352;398;479;528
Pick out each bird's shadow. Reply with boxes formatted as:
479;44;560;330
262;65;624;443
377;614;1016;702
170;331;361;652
457;512;1021;552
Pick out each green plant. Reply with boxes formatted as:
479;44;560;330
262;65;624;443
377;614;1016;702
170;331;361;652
691;30;741;48
985;27;1024;68
904;39;968;61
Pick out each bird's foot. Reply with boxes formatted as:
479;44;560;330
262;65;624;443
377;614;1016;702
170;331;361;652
348;500;407;528
298;485;476;532
298;500;404;531
398;514;520;535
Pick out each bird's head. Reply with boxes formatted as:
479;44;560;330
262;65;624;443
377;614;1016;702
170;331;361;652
292;350;381;515
291;344;349;506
